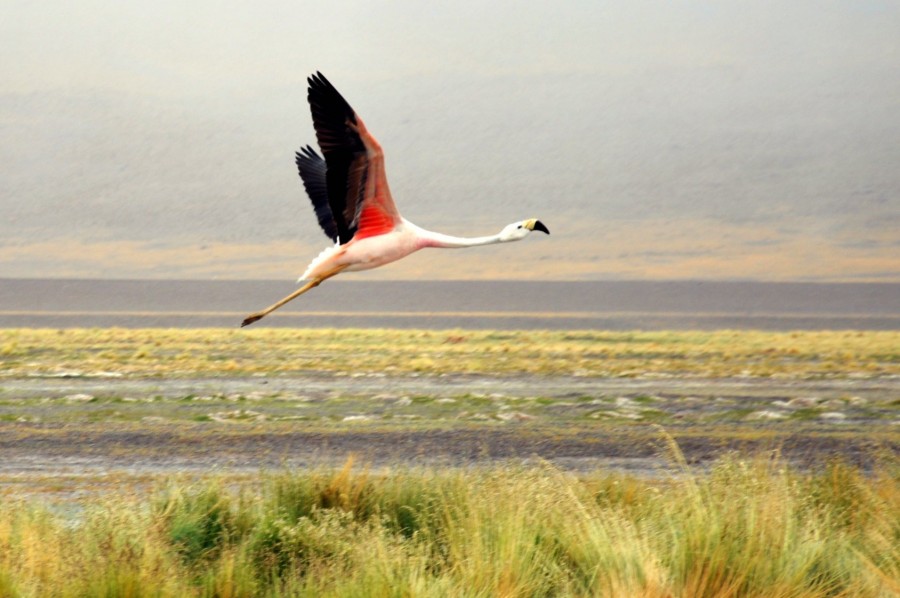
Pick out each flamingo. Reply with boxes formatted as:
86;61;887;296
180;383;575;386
241;72;549;327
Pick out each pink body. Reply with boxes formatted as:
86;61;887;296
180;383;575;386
300;218;488;280
301;220;418;280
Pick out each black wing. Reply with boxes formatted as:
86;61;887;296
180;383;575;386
295;145;339;243
307;71;369;245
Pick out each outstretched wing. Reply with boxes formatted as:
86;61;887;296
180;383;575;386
295;145;339;243
306;71;401;244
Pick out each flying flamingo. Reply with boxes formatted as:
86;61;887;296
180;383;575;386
241;72;549;327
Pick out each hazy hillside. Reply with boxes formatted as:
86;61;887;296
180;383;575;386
2;1;898;280
3;69;897;247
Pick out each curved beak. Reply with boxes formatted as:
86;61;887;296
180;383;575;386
525;219;550;235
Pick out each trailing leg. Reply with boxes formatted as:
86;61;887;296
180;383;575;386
240;265;348;327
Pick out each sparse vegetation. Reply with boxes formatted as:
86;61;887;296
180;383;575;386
0;454;897;597
0;328;897;378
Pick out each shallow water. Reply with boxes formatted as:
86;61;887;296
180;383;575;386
1;374;896;481
1;279;898;330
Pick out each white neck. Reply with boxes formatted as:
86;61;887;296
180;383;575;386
422;230;504;248
407;221;505;249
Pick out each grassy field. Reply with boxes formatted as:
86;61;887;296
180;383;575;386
0;454;897;597
1;328;898;378
0;328;898;595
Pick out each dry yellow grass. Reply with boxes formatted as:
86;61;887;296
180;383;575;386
1;328;897;378
0;455;897;597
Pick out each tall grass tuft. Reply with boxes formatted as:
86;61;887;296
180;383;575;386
0;454;896;596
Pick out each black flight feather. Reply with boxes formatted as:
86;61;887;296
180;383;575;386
306;71;369;245
295;145;338;243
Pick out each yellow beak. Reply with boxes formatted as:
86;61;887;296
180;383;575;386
524;219;550;234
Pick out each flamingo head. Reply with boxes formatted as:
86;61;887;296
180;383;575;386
500;218;550;242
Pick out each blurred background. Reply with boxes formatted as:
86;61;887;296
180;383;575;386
2;0;898;281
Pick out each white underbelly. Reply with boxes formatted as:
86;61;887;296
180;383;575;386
341;232;419;271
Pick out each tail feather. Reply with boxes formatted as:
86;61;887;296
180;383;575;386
299;244;343;282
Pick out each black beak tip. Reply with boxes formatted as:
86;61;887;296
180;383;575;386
533;220;550;235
